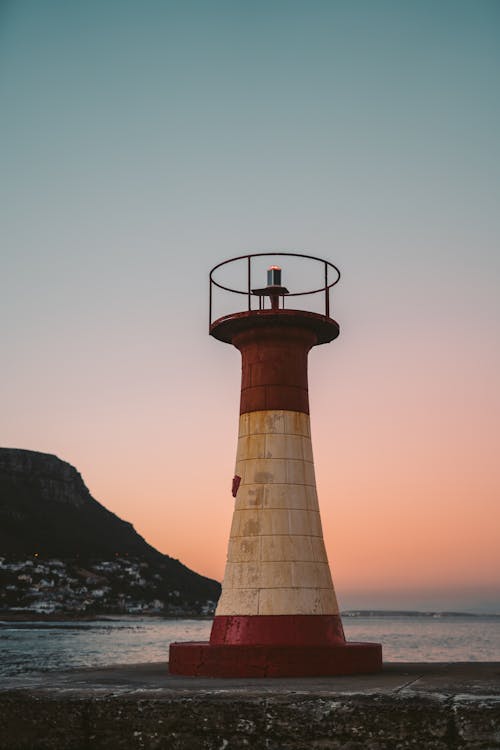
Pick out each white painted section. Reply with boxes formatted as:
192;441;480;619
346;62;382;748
215;409;340;616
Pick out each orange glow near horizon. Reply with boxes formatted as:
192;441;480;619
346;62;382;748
6;279;498;614
72;306;500;613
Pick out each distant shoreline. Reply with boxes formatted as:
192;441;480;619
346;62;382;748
1;610;498;623
0;612;214;623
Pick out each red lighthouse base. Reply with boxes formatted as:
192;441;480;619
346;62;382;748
169;641;382;678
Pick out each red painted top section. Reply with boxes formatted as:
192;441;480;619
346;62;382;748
235;325;314;414
210;310;339;415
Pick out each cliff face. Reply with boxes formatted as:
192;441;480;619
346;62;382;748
0;449;93;509
0;447;148;558
0;448;221;604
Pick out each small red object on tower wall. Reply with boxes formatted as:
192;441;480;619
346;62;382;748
169;252;382;677
231;474;241;498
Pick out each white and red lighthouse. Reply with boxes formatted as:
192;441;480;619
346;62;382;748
169;252;382;677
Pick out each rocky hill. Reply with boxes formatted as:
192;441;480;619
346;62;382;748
0;448;220;615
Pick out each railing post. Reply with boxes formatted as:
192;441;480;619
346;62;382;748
209;275;212;331
324;261;330;317
247;256;251;312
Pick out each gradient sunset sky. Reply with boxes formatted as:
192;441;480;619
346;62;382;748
1;0;499;612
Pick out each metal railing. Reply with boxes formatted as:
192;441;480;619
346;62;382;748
209;252;341;329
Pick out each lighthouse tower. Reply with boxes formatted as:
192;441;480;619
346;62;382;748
169;252;382;677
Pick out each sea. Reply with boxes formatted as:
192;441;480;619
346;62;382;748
1;614;500;678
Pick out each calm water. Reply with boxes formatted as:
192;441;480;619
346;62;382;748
1;615;499;677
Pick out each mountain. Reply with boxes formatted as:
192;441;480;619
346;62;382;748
0;448;220;610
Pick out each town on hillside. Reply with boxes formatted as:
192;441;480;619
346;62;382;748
0;555;217;617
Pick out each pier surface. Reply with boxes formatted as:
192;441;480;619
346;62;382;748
1;662;499;749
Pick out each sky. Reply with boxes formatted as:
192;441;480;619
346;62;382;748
1;0;499;612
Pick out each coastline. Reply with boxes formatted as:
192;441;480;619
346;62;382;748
0;612;214;623
2;610;497;623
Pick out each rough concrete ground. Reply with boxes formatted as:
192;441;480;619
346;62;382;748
1;662;499;749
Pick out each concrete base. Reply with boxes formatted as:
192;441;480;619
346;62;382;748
1;662;499;749
169;640;382;676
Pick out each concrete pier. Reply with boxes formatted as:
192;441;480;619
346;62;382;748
1;662;499;749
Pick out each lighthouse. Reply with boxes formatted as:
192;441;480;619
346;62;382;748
169;252;382;677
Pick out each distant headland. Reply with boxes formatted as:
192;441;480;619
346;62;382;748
0;447;221;617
